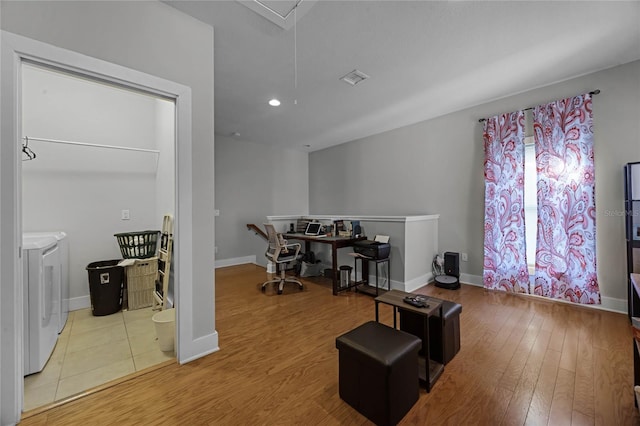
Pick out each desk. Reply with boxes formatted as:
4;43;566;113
284;233;366;295
267;214;440;290
374;289;444;392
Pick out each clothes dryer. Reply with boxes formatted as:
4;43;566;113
23;235;60;375
24;232;68;333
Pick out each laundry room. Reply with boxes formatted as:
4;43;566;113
21;62;176;409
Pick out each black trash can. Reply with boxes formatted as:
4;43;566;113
86;260;124;316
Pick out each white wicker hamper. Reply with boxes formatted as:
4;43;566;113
125;257;158;310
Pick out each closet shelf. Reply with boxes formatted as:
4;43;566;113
22;136;161;175
23;136;160;154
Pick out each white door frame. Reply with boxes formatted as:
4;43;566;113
1;31;194;424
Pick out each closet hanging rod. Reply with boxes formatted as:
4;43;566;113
22;136;160;154
477;89;600;123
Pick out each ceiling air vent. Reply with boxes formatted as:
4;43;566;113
339;69;370;86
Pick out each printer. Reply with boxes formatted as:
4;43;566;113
354;237;390;260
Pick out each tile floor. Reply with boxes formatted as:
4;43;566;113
23;307;175;412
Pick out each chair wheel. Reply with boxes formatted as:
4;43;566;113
277;289;283;295
261;286;266;292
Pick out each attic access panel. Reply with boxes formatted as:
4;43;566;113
237;0;317;30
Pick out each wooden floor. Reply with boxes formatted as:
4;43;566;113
21;264;639;425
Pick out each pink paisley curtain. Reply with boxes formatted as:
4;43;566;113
533;93;600;304
483;111;530;293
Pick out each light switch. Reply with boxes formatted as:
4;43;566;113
121;210;130;220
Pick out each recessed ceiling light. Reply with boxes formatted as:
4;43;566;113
268;99;281;106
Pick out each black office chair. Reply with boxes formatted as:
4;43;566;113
262;223;303;294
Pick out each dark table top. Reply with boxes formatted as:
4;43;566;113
375;289;442;317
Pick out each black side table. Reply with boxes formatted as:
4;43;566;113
374;289;444;392
353;255;390;297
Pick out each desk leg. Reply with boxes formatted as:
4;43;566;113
302;240;312;278
375;301;379;323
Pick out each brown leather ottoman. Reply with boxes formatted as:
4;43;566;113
430;300;462;365
399;299;462;365
335;321;421;426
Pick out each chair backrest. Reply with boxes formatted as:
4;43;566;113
264;223;299;263
263;223;279;248
264;223;285;262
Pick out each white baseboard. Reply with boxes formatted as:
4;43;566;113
352;272;432;293
215;255;256;269
404;272;434;293
215;259;628;314
178;331;219;364
355;276;401;292
460;273;483;287
598;296;626;314
68;296;91;311
458;273;625;314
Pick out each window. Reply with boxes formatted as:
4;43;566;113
484;93;599;303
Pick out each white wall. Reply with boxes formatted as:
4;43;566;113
215;134;308;267
309;60;640;312
21;64;172;306
155;99;176;226
155;99;176;305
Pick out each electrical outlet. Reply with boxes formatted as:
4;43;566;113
214;209;220;217
461;252;468;262
121;209;130;220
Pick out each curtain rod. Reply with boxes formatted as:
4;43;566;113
477;89;600;123
22;136;160;154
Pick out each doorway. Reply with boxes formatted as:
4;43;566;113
20;62;177;411
0;31;204;424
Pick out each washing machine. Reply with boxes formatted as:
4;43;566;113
23;235;60;376
24;231;69;333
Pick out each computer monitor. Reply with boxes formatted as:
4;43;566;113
304;222;323;236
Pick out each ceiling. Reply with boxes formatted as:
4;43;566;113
165;1;640;152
